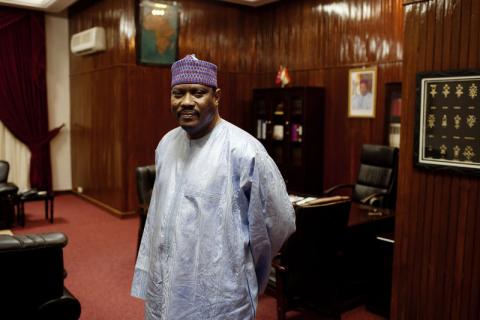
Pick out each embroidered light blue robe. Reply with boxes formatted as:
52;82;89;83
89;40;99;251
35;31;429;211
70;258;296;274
132;119;295;320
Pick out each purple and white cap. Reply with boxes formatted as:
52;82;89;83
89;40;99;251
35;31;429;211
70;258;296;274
171;54;217;88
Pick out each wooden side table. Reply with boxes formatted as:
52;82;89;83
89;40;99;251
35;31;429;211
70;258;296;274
16;193;54;226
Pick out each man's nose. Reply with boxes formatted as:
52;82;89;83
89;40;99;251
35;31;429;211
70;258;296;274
181;93;194;107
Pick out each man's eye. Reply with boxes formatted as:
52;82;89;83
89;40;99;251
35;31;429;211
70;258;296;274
194;93;205;98
172;92;183;98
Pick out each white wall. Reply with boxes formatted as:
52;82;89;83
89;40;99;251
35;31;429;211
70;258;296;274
46;12;72;191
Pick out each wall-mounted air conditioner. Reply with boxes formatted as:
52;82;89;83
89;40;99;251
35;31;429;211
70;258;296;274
70;27;106;56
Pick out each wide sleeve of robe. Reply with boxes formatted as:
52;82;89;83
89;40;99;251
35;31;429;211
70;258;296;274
243;150;296;293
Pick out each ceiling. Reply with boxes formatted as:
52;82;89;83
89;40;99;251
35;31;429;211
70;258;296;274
0;0;279;13
0;0;78;12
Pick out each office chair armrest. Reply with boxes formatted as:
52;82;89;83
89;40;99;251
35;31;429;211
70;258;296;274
272;254;287;273
360;191;387;206
323;184;355;196
0;233;68;252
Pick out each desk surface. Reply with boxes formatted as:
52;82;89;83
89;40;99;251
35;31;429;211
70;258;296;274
348;202;394;227
290;194;395;228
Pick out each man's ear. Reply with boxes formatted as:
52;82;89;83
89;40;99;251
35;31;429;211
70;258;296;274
214;88;221;106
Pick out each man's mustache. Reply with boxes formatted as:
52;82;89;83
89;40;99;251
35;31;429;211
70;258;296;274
176;107;200;117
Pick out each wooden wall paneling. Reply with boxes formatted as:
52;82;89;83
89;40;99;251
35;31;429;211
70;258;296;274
70;73;93;196
70;0;260;213
90;67;128;211
417;2;440;318
467;2;480;319
425;3;452;315
460;178;478;319
217;72;234;124
253;0;403;190
69;0;134;74
70;0;133;214
409;2;434;318
125;66;176;212
176;0;257;73
393;0;480;319
322;67;350;189
70;0;404;214
230;73;257;131
471;190;480;320
320;0;403;68
70;67;128;212
437;1;462;319
391;2;422;319
458;1;477;319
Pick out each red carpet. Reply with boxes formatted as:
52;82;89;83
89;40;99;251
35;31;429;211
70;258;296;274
14;194;385;320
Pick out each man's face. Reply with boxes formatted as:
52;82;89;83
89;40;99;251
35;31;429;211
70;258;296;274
359;82;368;96
171;84;221;139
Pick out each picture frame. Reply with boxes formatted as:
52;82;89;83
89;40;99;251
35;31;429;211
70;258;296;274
136;0;179;66
348;66;377;118
414;70;480;175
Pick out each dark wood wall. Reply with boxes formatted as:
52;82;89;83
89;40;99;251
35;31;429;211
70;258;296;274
69;0;258;213
392;0;480;319
253;0;403;189
70;0;403;213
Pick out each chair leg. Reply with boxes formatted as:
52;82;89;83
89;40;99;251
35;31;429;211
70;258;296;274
18;201;25;227
50;197;54;223
45;198;48;221
275;269;287;320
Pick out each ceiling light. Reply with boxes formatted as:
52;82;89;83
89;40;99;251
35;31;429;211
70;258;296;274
0;0;78;12
0;0;53;8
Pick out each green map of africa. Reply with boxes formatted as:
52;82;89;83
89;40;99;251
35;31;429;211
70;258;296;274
141;10;177;64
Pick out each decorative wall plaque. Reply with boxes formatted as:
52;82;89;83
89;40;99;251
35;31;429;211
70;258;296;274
415;70;480;174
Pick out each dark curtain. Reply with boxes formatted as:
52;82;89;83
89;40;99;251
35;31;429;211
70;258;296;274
0;7;62;192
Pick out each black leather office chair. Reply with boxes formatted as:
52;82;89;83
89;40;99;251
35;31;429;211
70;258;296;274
136;165;156;252
324;144;399;208
273;199;351;320
0;160;19;228
0;232;81;320
0;160;9;183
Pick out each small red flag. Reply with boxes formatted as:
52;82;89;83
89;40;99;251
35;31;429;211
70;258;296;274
275;65;291;88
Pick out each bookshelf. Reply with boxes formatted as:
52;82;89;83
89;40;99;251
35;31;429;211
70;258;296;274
252;87;324;194
384;82;402;148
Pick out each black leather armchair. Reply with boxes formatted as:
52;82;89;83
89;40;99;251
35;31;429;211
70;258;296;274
324;144;399;208
136;165;156;252
273;199;352;320
0;160;19;228
0;232;81;320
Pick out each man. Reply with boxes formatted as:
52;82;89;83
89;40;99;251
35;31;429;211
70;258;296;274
132;54;295;320
352;79;373;110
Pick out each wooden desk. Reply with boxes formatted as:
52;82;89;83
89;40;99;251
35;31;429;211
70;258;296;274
366;231;395;318
342;202;395;312
348;202;394;227
274;198;395;316
290;194;394;228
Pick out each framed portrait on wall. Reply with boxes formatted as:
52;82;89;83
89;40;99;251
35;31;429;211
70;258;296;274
348;67;377;118
136;0;179;66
